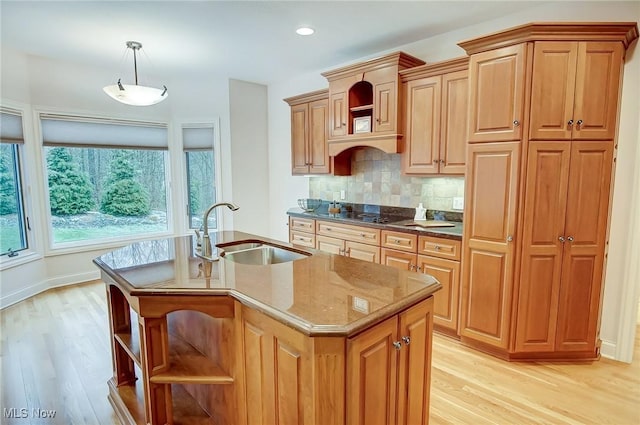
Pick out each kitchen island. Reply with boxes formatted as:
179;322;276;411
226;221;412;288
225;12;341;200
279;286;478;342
94;231;441;425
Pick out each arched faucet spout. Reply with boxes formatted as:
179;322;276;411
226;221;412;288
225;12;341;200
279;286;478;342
200;202;240;257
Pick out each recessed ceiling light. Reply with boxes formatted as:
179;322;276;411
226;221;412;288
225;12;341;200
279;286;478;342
296;27;314;36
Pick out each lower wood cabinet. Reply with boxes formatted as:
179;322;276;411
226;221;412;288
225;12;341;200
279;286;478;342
241;297;435;425
317;235;380;263
417;255;460;334
347;298;434;425
381;233;461;335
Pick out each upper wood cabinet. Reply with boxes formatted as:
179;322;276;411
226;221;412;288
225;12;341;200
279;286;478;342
284;90;350;176
529;41;624;141
321;52;425;156
400;58;468;175
466;44;526;143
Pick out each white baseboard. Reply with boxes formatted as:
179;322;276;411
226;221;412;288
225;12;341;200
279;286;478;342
599;339;617;360
0;270;100;309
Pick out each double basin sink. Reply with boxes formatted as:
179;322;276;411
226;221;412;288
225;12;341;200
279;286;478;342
212;241;310;265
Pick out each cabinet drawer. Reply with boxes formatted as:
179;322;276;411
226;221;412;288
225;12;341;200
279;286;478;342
381;230;418;253
316;221;380;245
289;216;315;232
289;230;315;248
346;241;380;264
418;236;461;261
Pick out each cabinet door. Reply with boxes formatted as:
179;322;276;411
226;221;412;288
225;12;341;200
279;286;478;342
573;42;624;140
396;298;434;425
330;90;349;137
468;44;526;142
440;69;468;174
460;142;520;349
374;81;397;133
556;142;613;352
515;141;571;352
381;248;417;271
291;103;309;174
402;76;441;174
418;255;460;333
347;315;398;425
308;98;331;174
316;235;344;255
346;241;380;264
529;42;578;141
242;307;307;425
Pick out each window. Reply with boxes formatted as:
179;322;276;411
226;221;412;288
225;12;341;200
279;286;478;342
41;115;170;246
183;125;217;230
0;110;28;257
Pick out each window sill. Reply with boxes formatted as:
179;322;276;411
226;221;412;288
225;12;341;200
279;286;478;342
45;230;175;257
0;251;43;271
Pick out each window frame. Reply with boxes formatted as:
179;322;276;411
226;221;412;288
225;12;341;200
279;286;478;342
0;105;38;269
38;112;174;253
181;122;223;233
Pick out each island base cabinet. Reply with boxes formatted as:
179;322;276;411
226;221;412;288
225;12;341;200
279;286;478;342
347;297;434;425
239;298;435;425
239;305;346;425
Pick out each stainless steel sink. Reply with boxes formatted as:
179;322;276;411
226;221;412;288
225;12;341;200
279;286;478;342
217;241;310;265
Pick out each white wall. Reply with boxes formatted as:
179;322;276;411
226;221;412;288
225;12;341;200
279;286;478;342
266;2;640;361
228;79;270;236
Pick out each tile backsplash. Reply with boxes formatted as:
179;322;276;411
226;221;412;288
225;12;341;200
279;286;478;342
309;148;465;211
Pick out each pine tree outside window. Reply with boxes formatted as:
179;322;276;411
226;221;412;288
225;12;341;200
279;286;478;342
0;109;29;257
41;114;170;247
183;125;217;230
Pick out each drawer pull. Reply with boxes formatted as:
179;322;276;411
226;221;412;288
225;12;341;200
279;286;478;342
434;245;441;250
393;341;402;350
394;239;401;243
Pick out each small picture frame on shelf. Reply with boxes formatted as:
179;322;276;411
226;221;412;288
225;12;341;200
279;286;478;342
353;116;371;133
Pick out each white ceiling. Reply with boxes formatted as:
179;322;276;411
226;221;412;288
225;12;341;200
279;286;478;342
1;1;547;86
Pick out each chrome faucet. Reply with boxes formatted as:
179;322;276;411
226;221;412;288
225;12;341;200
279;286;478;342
198;202;240;257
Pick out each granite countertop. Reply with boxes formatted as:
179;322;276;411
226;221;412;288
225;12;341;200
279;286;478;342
93;231;441;337
287;207;463;240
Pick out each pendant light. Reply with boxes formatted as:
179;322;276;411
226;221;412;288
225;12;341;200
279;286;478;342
103;41;168;106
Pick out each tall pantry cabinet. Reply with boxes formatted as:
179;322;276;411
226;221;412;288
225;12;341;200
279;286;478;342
458;23;638;360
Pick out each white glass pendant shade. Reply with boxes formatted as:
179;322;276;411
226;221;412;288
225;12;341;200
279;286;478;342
103;41;168;106
103;83;167;106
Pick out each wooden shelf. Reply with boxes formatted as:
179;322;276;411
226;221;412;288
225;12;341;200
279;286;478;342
108;377;145;425
114;331;141;367
150;334;234;385
171;384;216;425
350;104;373;112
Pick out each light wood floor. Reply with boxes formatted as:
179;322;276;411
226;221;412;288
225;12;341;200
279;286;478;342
1;281;639;424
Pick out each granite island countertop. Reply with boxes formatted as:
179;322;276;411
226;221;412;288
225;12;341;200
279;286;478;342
93;231;441;337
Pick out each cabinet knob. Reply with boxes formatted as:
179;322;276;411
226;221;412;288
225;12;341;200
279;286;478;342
402;336;411;346
338;248;344;254
440;159;445;164
409;264;415;271
326;227;332;231
558;236;566;243
568;119;574;127
513;120;520;127
394;239;401;243
393;341;402;350
345;248;351;255
576;120;583;128
507;235;513;242
360;233;366;237
341;122;346;127
567;236;574;242
434;245;441;250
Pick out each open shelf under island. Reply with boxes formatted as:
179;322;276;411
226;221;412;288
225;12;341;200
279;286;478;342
93;231;442;425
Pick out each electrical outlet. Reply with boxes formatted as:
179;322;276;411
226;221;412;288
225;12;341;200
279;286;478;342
453;197;464;210
352;296;369;313
340;190;346;200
